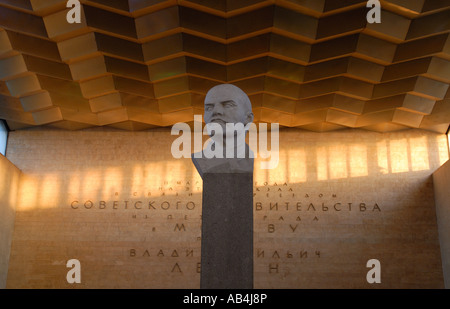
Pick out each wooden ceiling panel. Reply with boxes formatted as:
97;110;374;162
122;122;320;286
0;1;449;133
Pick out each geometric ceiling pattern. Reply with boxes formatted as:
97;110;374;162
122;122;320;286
0;0;449;133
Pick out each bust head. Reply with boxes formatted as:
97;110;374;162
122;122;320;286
204;84;253;131
191;84;255;178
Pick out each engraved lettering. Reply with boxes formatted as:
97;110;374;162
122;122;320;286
360;203;366;212
257;249;264;258
84;200;93;209
171;263;182;273
256;202;262;211
134;201;142;209
161;201;170;210
334;203;341;211
174;223;186;231
186;201;195;210
269;263;279;274
373;203;381;211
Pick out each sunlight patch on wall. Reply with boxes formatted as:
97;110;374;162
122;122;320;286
390;139;409;173
102;168;122;199
329;145;347;179
438;135;449;166
350;144;368;178
39;174;60;209
18;176;39;211
410;136;429;172
316;146;328;181
376;140;389;174
286;148;306;183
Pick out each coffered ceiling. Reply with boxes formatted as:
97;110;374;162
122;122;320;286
0;0;449;132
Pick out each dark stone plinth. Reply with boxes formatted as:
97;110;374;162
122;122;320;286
200;172;253;289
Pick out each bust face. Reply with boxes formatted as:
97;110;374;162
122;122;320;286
204;84;253;131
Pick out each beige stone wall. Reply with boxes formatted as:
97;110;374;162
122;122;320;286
5;127;449;288
433;159;450;288
0;154;21;288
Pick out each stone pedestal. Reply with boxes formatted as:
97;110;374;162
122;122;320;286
200;172;253;289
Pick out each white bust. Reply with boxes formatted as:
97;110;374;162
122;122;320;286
192;84;254;178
